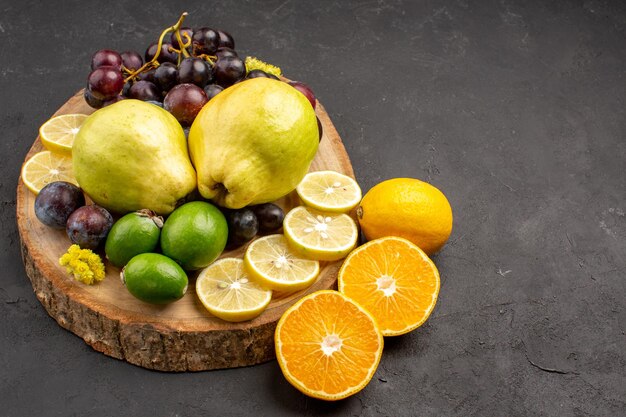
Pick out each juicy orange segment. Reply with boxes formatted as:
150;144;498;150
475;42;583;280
275;290;383;401
338;236;440;336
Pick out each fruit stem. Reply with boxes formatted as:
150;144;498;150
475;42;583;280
197;54;217;66
173;31;192;59
124;12;189;82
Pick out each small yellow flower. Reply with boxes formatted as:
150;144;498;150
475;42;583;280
245;56;282;77
59;244;106;285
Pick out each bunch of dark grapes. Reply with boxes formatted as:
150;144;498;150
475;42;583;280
84;13;317;129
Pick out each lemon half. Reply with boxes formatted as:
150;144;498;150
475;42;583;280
39;114;88;156
283;206;358;262
296;170;362;213
196;258;272;322
244;234;320;292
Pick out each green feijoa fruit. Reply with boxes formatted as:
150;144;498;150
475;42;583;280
122;253;188;304
105;209;163;267
160;201;228;270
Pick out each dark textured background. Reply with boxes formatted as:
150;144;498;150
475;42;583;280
1;1;625;415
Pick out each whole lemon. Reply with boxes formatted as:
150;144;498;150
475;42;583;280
357;178;453;255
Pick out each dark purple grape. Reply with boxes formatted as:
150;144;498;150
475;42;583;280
226;208;258;248
289;81;316;109
251;203;284;233
84;88;104;109
91;49;122;71
170;27;193;50
88;67;124;100
154;62;179;92
103;95;125;107
203;84;224;100
137;68;156;83
146;100;164;108
122;81;132;97
163;83;208;126
267;73;280;80
120;51;143;72
215;47;238;60
216;30;235;49
213;56;246;88
34;182;85;229
128;80;161;101
246;69;270;79
145;42;178;64
316;116;323;141
66;205;114;250
192;27;219;55
178;57;212;88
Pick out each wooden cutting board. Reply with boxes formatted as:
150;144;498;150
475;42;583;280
16;90;355;372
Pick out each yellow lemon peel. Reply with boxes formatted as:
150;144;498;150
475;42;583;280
59;244;106;285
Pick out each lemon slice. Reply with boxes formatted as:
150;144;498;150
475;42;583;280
21;150;78;195
283;206;358;261
39;114;88;156
244;234;320;292
296;171;362;213
196;258;272;322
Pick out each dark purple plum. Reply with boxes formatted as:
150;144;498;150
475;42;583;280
213;56;246;88
251;203;284;233
163;83;208;126
91;49;122;70
226;208;258;248
34;182;85;229
66;205;114;250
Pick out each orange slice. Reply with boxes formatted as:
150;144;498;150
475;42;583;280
275;290;383;401
338;236;440;336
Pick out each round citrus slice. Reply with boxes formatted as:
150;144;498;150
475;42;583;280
244;234;320;292
296;170;362;213
39;113;88;156
283;206;358;261
196;258;272;322
275;290;384;401
20;150;78;195
338;236;440;336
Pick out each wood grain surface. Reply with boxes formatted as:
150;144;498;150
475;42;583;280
16;90;355;371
